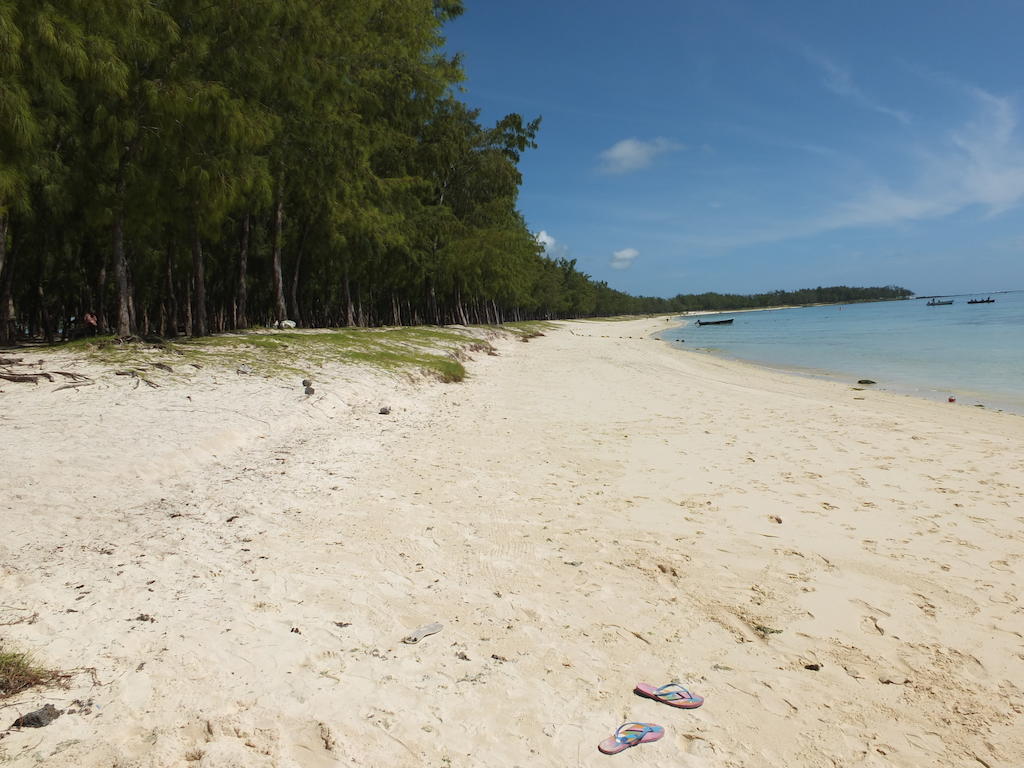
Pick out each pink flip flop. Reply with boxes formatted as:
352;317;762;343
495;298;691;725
598;722;664;755
634;682;704;709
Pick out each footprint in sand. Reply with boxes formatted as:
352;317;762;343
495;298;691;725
678;733;723;760
904;731;945;754
987;590;1017;605
912;594;937;618
730;682;798;717
860;615;886;636
850;599;891;617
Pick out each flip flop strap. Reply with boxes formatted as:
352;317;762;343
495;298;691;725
615;722;653;745
656;683;694;699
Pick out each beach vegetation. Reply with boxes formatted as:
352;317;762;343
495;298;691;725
39;325;502;382
0;645;63;699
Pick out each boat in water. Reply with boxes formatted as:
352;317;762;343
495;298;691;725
926;299;954;306
695;318;734;325
967;297;995;304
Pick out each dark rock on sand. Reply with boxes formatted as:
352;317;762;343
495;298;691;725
11;704;62;729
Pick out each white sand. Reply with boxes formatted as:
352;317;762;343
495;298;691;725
1;317;1022;767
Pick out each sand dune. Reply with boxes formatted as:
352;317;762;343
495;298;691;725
1;317;1022;767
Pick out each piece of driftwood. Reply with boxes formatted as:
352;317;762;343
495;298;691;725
53;370;92;382
0;372;47;383
115;369;158;388
54;381;96;392
0;356;24;365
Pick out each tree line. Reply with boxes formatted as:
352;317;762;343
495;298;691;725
577;284;913;317
1;0;549;343
0;2;913;345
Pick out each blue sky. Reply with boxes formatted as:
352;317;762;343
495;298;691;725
444;0;1024;297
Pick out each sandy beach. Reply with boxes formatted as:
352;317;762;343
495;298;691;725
2;317;1022;767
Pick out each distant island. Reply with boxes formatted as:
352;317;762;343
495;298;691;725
586;283;913;316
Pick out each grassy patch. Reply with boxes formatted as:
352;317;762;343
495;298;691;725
32;326;517;382
501;321;554;341
0;646;64;699
27;322;548;382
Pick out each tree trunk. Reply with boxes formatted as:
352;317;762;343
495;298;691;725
128;261;137;331
344;261;354;327
288;221;308;326
455;287;468;326
237;214;249;329
37;283;54;343
191;212;207;337
164;240;178;337
184;281;193;336
0;214;6;282
428;280;439;325
0;218;13;346
271;179;287;323
112;201;131;337
95;250;108;332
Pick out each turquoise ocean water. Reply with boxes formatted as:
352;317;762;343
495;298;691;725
661;290;1024;414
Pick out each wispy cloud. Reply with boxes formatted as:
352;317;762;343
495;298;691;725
599;138;683;174
536;230;569;259
681;88;1024;250
805;50;911;125
610;247;640;269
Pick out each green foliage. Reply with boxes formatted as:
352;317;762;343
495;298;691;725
0;1;915;347
60;327;482;382
591;284;913;316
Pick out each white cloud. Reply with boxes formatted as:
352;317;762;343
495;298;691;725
610;247;639;270
806;51;911;125
598;138;683;174
536;230;568;258
681;87;1024;250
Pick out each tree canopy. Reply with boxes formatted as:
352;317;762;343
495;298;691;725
0;2;913;344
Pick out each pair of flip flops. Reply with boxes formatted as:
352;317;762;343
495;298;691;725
598;683;703;755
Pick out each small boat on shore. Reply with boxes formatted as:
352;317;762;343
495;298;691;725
926;299;953;306
967;297;995;304
695;318;734;325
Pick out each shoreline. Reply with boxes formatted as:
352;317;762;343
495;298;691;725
2;317;1022;767
661;309;1024;416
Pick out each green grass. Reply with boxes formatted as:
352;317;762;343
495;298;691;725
500;320;554;341
32;325;526;383
0;646;62;699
